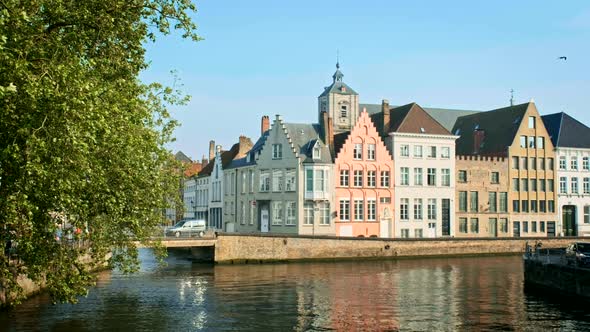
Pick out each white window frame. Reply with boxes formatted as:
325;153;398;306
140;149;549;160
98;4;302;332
400;167;409;186
428;198;437;220
367;144;376;160
414;145;423;158
340;169;349;187
272;201;283;225
286;201;296;225
285;170;296;192
259;171;270;192
414;198;423;220
354;199;364;221
272;170;283;192
367;170;376;187
339;199;350;221
400;198;409;220
367;199;376;221
441;168;450;187
354;170;363;187
353;143;362;160
414;168;423;186
272;144;282;160
380;170;390;187
400;144;409;157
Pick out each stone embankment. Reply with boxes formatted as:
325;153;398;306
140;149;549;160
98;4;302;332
213;234;577;263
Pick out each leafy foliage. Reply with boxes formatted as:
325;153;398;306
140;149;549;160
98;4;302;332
0;0;200;305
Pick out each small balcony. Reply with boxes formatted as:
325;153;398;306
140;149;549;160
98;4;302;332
305;190;329;200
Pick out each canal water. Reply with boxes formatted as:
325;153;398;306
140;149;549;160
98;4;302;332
2;249;590;331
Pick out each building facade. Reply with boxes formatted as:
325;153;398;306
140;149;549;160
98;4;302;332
453;102;558;237
372;102;458;238
455;156;510;237
333;110;395;237
231;114;335;236
543;112;590;236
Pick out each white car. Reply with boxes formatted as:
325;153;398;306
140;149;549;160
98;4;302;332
166;220;207;238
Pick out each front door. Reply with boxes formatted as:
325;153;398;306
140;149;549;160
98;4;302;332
379;218;391;238
489;218;498;237
513;221;520;238
563;205;577;236
547;221;556;237
260;207;269;233
442;199;451;236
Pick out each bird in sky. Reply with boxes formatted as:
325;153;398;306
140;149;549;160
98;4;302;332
558;56;567;60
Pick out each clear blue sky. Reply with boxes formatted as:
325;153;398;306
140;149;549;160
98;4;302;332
141;0;590;161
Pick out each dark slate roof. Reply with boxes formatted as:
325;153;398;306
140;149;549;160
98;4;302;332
542;112;590;149
333;131;351;156
361;103;479;131
174;151;192;163
453;102;531;156
226;131;270;169
318;81;357;97
283;123;332;163
318;64;358;97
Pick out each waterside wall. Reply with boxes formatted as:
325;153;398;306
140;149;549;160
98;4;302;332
214;234;577;263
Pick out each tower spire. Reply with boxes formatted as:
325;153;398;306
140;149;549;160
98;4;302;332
332;51;344;83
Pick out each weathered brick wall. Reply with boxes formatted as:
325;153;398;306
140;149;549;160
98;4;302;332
214;234;577;263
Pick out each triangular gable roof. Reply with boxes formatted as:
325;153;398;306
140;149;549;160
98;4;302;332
361;103;480;131
542;112;590;149
390;103;451;135
174;151;192;163
453;102;530;156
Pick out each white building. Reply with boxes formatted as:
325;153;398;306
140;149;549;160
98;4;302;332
183;177;197;219
371;102;458;238
543;112;590;236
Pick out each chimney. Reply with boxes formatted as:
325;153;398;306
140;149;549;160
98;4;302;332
473;129;485;154
237;135;253;158
327;115;334;156
201;155;208;166
382;99;390;135
261;115;270;135
209;140;215;161
320;111;329;143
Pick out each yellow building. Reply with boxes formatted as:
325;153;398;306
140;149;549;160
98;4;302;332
453;102;558;237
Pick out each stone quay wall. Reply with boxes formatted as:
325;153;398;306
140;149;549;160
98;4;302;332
214;233;579;263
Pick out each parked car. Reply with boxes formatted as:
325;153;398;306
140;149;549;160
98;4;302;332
165;220;207;238
565;242;590;266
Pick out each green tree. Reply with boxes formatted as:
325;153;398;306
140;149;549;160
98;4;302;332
0;0;200;305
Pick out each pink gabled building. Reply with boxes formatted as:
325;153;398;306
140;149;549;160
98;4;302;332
333;109;395;237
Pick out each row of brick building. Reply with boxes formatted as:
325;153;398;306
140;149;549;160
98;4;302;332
179;63;590;238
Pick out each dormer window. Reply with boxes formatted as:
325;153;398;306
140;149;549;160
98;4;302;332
313;146;321;160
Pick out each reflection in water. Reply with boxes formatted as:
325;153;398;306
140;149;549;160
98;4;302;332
2;251;590;331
